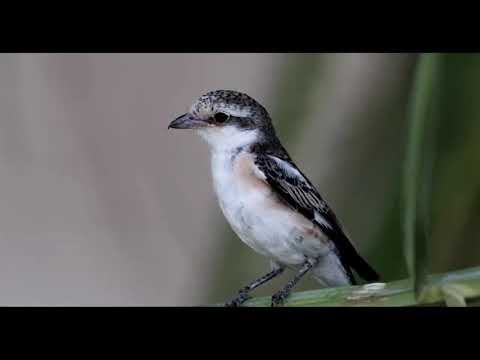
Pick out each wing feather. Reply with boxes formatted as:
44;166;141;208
254;153;379;284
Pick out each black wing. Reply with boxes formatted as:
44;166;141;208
254;153;379;284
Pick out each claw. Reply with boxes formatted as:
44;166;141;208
271;290;289;307
225;300;240;307
225;290;251;307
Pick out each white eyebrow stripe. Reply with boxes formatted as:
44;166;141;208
191;102;253;119
222;108;252;118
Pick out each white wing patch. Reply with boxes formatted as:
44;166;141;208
268;155;303;178
266;155;326;210
314;212;333;230
252;161;267;181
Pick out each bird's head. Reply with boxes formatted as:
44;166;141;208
169;90;275;152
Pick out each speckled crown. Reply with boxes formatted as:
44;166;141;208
192;90;269;119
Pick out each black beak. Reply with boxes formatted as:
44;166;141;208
168;113;207;130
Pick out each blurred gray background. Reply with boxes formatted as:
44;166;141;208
1;53;477;306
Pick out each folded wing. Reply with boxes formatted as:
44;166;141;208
254;153;379;284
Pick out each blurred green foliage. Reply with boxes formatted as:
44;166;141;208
429;54;480;273
403;54;441;296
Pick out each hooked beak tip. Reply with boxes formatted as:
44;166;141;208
169;113;206;130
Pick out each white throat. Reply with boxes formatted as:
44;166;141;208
196;126;259;154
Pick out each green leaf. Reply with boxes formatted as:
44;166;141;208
404;54;442;298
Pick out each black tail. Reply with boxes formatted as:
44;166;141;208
334;232;380;283
312;211;380;284
350;253;380;282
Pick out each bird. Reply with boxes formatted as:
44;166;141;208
168;90;380;306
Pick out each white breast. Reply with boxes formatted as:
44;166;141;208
210;150;330;266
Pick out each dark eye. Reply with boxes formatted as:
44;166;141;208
214;112;229;124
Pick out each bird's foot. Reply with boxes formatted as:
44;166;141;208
225;289;251;307
271;289;291;307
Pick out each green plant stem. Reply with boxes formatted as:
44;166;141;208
404;54;441;297
209;266;480;307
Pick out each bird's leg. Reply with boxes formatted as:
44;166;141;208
225;267;285;307
271;258;319;307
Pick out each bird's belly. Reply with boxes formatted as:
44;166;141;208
222;199;304;265
211;151;331;266
217;180;330;266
